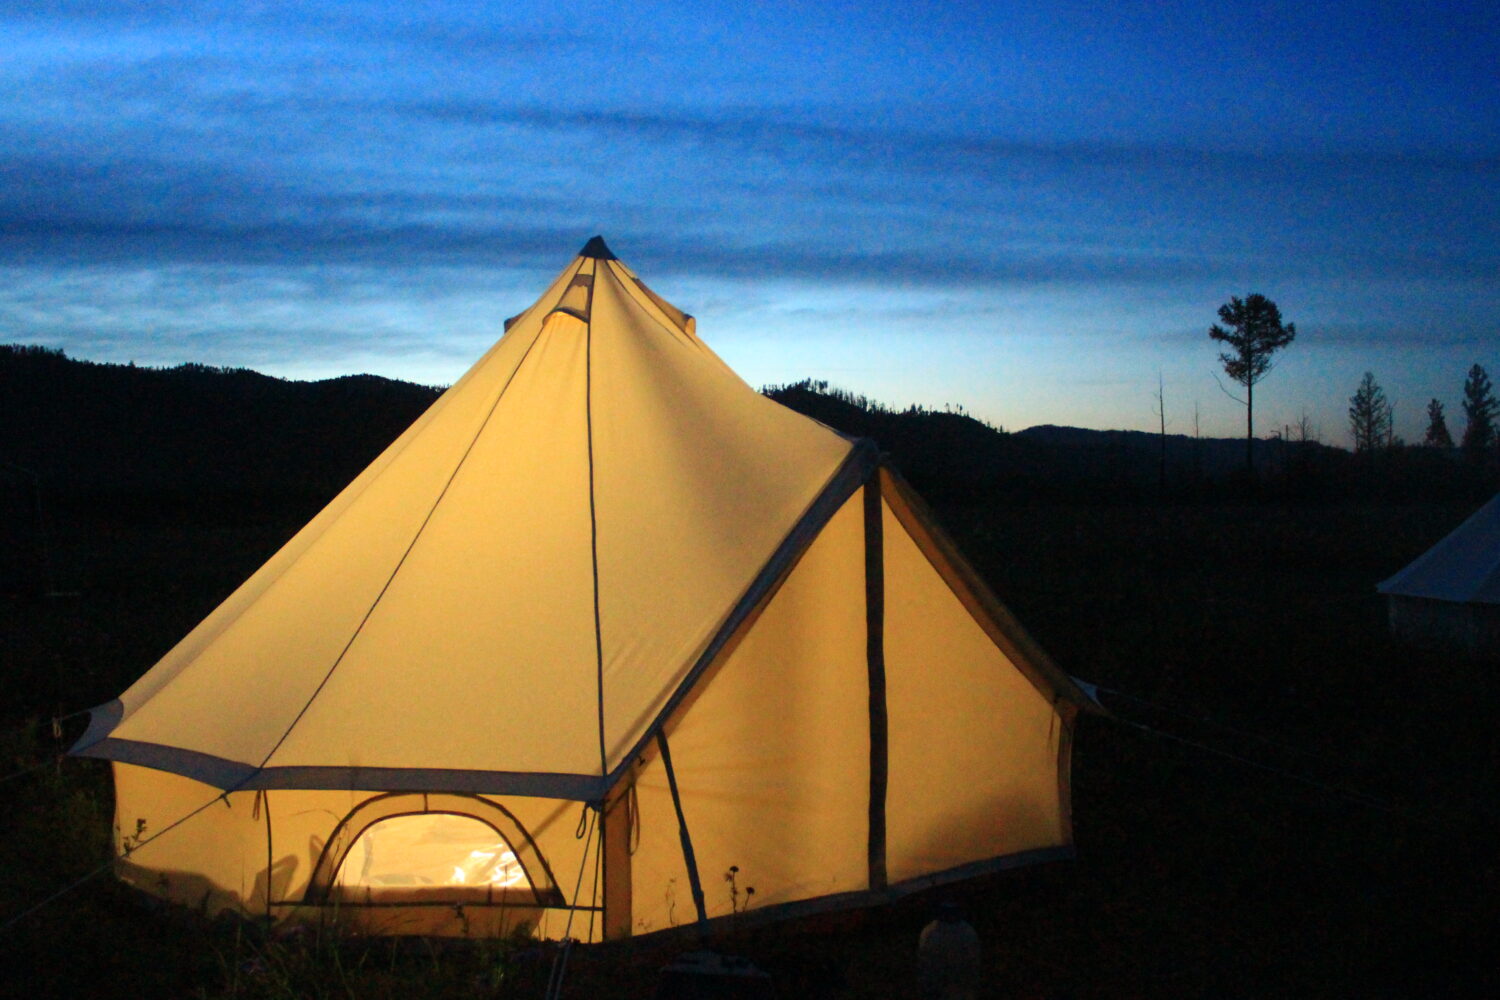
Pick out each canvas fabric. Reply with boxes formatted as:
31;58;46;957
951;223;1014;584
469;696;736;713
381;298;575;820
77;239;1078;939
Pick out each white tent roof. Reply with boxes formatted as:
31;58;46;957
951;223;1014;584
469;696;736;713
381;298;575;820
1377;492;1500;605
75;237;865;799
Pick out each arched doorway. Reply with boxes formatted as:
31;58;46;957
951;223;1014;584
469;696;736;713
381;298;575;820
304;792;564;906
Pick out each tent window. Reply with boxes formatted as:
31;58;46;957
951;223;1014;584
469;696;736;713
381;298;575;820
305;793;564;907
334;813;532;893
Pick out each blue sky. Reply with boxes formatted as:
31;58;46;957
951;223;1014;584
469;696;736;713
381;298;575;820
1;0;1495;442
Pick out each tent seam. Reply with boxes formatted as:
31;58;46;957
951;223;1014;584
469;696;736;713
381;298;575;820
597;260;701;354
586;260;608;781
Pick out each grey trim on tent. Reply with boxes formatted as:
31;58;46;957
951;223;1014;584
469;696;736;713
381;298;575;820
70;442;879;804
240;763;608;799
73;735;610;799
602;437;880;792
75;733;259;787
72;697;123;752
70;449;1079;812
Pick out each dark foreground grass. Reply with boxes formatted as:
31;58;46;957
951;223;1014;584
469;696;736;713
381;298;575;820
1;496;1495;998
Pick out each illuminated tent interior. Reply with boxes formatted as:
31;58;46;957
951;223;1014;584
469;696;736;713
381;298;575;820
71;237;1090;939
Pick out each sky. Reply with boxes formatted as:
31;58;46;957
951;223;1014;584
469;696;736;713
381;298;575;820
1;0;1496;444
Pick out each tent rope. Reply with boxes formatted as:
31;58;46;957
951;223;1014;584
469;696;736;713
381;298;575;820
1078;677;1401;811
0;706;96;783
545;803;599;1000
1108;714;1395;812
1081;678;1498;831
0;788;229;935
0;707;89;748
1090;683;1359;767
0;756;61;787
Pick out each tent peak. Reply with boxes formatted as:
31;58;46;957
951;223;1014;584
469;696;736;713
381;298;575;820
579;235;617;260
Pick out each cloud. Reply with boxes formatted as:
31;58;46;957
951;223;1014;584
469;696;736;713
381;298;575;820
0;260;517;378
1;17;1495;297
0;147;1219;285
1306;320;1497;350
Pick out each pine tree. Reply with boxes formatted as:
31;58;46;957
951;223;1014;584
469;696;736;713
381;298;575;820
1462;364;1496;455
1423;399;1454;449
1209;293;1297;476
1348;372;1391;454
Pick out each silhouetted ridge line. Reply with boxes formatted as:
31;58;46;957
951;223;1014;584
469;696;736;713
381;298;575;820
1;345;442;502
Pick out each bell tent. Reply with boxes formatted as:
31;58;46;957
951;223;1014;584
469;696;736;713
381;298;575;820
71;237;1087;939
1378;492;1500;659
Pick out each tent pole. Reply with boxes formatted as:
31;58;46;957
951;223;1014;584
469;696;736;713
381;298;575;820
864;474;889;890
655;731;710;937
601;778;634;940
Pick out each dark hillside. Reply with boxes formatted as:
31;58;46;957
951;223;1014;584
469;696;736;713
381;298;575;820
1;345;440;506
766;378;1488;505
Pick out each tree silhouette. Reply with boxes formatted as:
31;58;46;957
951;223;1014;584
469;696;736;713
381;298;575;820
1462;364;1496;455
1348;372;1391;454
1209;293;1297;476
1423;399;1454;449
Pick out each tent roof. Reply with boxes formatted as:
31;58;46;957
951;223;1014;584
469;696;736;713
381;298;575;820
74;237;1086;802
76;238;863;799
1377;492;1500;605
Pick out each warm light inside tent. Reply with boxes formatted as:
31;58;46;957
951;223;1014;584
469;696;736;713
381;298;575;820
333;813;532;891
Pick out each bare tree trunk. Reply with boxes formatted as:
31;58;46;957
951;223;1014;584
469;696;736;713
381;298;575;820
1246;379;1255;478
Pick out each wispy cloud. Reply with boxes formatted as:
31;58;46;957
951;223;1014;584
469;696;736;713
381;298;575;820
0;1;1494;440
4;93;1495;290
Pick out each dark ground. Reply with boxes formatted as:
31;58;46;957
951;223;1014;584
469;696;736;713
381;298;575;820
1;359;1497;998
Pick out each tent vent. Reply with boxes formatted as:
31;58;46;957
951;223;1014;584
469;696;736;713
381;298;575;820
548;273;594;323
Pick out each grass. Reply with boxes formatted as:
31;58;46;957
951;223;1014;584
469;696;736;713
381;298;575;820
0;492;1495;998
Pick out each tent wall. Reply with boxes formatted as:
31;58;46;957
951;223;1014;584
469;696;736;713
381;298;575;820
113;763;610;939
112;762;266;918
629;491;871;934
110;467;1075;941
1387;594;1500;660
624;478;1073;935
880;498;1069;883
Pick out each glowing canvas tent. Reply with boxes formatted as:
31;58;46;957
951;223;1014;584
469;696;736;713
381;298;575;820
1378;492;1500;659
71;237;1088;939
